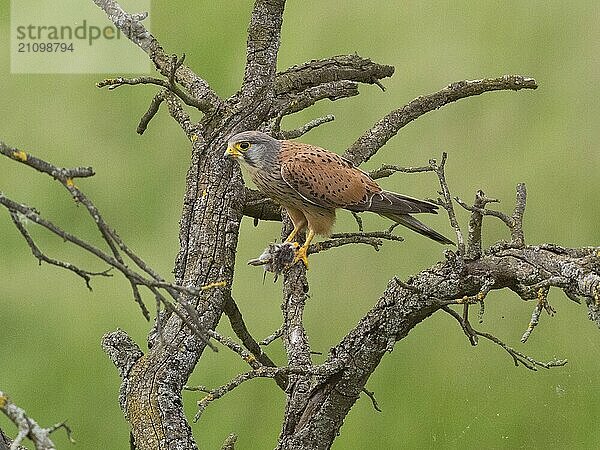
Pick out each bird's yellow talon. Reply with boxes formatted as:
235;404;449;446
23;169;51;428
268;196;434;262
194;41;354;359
293;245;309;268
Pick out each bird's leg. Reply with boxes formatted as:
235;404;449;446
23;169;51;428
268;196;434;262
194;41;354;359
284;209;307;246
284;225;302;245
293;229;315;268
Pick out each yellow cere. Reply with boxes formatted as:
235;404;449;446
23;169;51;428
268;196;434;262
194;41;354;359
12;150;27;161
0;394;7;409
66;178;76;188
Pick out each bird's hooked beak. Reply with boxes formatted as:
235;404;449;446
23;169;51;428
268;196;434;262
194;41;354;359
224;145;242;160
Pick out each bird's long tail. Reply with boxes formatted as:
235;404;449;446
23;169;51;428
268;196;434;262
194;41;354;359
381;212;454;245
356;190;453;244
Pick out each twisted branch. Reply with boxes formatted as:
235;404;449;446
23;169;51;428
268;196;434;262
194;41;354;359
343;75;538;165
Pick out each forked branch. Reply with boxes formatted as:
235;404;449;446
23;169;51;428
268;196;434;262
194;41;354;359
0;391;74;450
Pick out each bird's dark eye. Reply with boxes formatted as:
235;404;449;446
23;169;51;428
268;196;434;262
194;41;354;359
239;142;250;151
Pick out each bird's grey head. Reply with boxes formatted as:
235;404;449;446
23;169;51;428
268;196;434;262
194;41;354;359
224;131;281;170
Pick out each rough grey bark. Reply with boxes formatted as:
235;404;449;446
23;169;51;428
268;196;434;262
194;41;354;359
2;1;596;449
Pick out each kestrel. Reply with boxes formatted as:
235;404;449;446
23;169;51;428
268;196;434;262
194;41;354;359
225;131;452;267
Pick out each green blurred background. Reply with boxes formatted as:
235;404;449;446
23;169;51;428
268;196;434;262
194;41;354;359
1;1;599;449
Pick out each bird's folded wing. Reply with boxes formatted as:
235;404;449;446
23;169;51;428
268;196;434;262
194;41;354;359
279;145;379;209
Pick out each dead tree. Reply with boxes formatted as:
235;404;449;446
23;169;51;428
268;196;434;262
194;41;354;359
1;1;599;449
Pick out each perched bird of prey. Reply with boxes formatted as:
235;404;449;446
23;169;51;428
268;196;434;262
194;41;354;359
225;131;452;267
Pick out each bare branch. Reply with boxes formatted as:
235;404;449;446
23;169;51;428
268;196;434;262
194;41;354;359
163;91;199;139
274;54;394;95
369;163;434;180
260;327;283;345
194;366;283;422
279;114;335;139
242;0;287;98
194;362;341;422
136;90;166;135
92;0;223;113
478;329;566;370
343;75;538;165
429;153;464;254
362;388;382;413
511;183;527;247
9;211;112;290
243;188;282;223
223;294;287;388
456;183;528;248
277;80;360;116
0;142;94;180
463;190;500;259
351;212;364;232
442;305;478;346
521;287;555;343
311;231;405;254
443;304;566;370
0;145;235;346
221;434;238;450
0;391;72;450
97;73;207;112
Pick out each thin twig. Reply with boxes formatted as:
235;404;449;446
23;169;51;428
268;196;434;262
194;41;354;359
521;287;555;343
429;153;464;254
350;212;364;232
441;306;566;371
47;421;76;444
0;390;73;450
9;211;112;290
194;367;289;422
260;327;283;346
0;145;233;350
441;305;478;346
0;142;94;179
362;388;382;413
369;163;434;180
194;362;342;422
476;329;566;371
223;295;287;390
98;55;209;114
137;90;166;134
280;115;335;139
